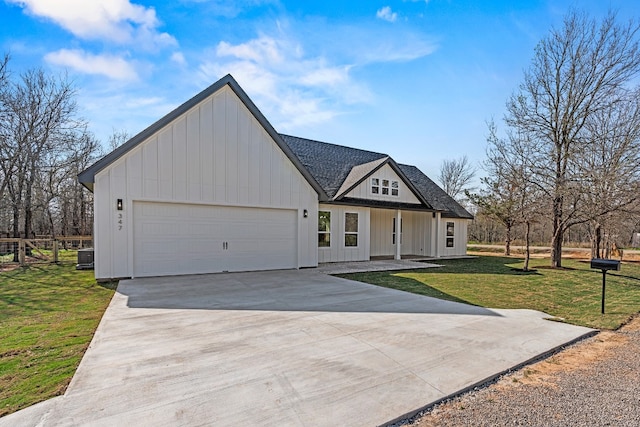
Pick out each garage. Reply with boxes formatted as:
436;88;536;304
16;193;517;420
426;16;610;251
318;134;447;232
78;76;321;279
133;202;298;277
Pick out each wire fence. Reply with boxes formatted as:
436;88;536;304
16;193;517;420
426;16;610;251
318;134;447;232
0;236;93;271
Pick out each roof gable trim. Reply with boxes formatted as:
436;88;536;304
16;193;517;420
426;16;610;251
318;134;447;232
78;75;326;199
334;158;433;209
333;157;389;199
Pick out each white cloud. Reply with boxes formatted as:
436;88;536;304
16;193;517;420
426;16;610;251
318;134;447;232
7;0;176;49
191;12;438;130
217;37;284;65
44;49;138;81
376;6;398;23
170;51;186;65
299;66;350;86
180;0;278;19
123;96;165;108
298;19;437;66
197;34;372;129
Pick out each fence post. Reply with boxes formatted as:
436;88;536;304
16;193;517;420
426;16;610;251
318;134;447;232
18;240;26;266
53;240;59;263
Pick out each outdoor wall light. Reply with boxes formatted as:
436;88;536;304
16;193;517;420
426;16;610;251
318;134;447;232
303;209;308;218
117;199;123;211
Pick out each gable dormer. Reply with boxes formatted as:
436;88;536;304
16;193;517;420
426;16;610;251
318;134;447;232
338;163;422;204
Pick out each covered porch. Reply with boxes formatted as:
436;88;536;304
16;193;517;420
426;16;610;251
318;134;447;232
369;207;469;259
370;207;441;259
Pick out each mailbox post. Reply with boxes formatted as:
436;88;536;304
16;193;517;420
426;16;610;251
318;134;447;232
590;258;621;314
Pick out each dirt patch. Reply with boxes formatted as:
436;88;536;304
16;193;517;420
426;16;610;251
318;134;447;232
0;264;20;272
495;330;626;389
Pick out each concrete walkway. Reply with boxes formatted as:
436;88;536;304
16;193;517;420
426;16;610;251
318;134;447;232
316;259;442;274
1;269;594;426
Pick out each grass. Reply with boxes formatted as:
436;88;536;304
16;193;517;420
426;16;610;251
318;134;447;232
337;256;640;330
1;253;639;418
0;262;115;417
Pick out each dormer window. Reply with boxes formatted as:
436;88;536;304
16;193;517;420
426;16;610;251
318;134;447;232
371;178;399;197
382;179;389;195
371;178;380;194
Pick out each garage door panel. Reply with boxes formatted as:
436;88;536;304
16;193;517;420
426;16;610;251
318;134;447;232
133;202;297;277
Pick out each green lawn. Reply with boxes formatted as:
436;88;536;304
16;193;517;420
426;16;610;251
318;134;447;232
337;256;640;330
2;254;639;418
0;263;115;417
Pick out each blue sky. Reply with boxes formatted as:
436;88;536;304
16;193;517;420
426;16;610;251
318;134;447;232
1;0;639;180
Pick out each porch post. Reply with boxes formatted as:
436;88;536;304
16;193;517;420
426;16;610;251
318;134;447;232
395;209;402;260
432;212;441;257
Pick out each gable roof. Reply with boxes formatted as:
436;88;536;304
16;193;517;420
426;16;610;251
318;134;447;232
278;134;387;199
78;75;325;197
398;164;474;219
334;156;389;199
78;74;472;219
280;134;473;219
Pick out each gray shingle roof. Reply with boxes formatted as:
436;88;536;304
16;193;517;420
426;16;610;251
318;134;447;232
334;156;389;198
279;135;387;199
398;164;474;219
280;134;473;219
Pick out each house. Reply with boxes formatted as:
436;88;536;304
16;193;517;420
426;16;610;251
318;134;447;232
79;75;472;280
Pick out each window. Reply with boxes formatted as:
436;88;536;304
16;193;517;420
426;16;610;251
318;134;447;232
446;221;454;248
344;212;359;247
318;211;331;247
371;178;379;194
392;217;403;245
371;177;399;197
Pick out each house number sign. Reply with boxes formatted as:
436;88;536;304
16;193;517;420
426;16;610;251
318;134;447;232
116;198;124;230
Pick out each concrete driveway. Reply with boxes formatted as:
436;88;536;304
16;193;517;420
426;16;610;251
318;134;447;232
2;269;594;426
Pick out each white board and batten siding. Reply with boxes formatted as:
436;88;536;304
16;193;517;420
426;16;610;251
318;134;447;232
343;164;422;205
93;86;318;279
317;204;370;263
439;218;469;257
370;209;433;257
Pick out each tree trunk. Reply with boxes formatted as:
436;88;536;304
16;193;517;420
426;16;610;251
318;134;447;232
47;205;56;239
23;176;33;256
12;204;20;262
505;224;512;256
551;230;563;268
524;221;531;272
551;195;563;267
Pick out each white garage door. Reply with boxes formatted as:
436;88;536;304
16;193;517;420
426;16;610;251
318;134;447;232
133;202;298;277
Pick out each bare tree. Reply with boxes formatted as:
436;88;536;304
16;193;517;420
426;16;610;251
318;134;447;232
0;53;12;200
0;61;100;257
107;128;130;151
472;122;542;269
580;88;640;257
41;130;100;238
438;155;476;202
504;10;640;267
467;180;518;256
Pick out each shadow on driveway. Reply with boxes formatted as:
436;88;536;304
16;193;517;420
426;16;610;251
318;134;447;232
118;269;501;317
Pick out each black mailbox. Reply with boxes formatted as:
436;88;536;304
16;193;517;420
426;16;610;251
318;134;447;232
591;258;621;314
590;258;621;271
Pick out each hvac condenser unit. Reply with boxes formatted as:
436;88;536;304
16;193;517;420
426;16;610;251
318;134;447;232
76;248;94;270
